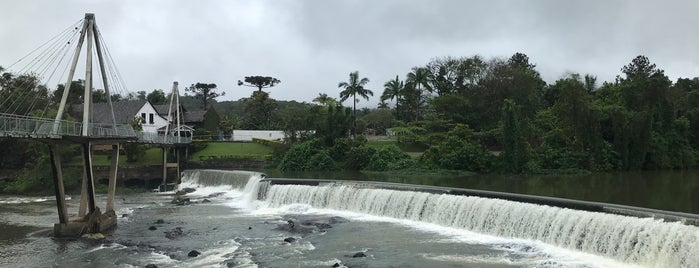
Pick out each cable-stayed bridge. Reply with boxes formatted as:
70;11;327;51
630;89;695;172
0;13;189;237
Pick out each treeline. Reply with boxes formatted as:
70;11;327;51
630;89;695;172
270;54;699;174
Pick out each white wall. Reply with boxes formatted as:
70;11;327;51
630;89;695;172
137;103;169;133
231;130;285;141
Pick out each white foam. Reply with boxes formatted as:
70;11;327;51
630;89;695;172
260;184;698;267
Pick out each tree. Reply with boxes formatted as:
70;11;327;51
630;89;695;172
186;82;223;109
405;67;433;121
501;99;531;173
312;93;338;106
381;75;403;108
338;71;372;135
242;91;278;129
238;76;281;91
147;89;167;105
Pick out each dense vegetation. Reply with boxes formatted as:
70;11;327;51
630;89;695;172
267;54;699;174
1;53;698;194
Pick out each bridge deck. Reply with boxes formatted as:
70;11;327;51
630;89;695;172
0;113;191;145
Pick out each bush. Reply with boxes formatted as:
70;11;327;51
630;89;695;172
307;150;338;171
419;136;490;172
345;145;376;170
278;139;323;171
365;145;411;171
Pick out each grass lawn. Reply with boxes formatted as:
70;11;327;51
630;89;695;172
189;142;273;161
66;147;165;167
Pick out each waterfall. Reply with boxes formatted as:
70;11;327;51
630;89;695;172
179;169;263;205
262;183;699;268
180;169;263;190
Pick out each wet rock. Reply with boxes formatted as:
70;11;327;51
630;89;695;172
171;196;191;206
248;226;252;230
183;187;196;193
148;226;157;231
121;214;128;218
155;219;165;224
207;192;225;198
332;263;341;267
329;216;349;224
352;252;366;258
202;199;211;203
283;237;296;243
164;227;185;239
175;190;186;195
188;250;201;257
145;264;157;268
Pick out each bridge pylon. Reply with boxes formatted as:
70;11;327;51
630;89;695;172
49;13;121;237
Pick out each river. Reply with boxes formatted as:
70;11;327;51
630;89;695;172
0;169;697;267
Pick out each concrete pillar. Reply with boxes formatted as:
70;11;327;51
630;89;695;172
48;144;68;224
162;147;167;185
106;144;119;212
82;142;97;214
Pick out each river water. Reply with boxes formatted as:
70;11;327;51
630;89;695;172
0;169;697;268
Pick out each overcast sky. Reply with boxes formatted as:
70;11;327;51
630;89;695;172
2;0;698;108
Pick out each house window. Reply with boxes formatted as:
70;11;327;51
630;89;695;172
149;113;154;124
141;113;146;123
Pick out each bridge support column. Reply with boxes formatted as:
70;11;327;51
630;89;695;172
106;144;119;212
162;146;167;186
48;144;68;224
82;142;97;214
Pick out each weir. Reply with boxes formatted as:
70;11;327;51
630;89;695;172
180;169;699;268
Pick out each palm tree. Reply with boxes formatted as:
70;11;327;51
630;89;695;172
381;75;403;106
405;67;432;120
312;93;338;106
338;71;372;135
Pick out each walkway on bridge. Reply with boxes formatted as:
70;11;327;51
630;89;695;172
0;13;191;237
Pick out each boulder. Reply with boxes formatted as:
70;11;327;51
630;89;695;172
352;252;367;258
188;250;201;257
155;219;165;224
332;262;341;267
145;264;157;268
171;196;191;206
283;237;296;243
148;226;157;231
202;199;212;203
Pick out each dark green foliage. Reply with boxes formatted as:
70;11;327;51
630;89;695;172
345;145;376;170
186;82;223;109
419;127;491;172
307;150;338;171
147;89;167;105
238;76;281;91
202;108;221;132
365;145;413;171
500;99;531;173
242;91;278;130
278;139;325;171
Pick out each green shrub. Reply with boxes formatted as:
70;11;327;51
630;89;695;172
345;145;376;170
365;145;411;171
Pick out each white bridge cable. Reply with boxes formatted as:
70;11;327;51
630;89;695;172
25;28;82;116
0;20;83;116
96;28;130;97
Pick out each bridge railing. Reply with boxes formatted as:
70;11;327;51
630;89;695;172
0;113;137;138
138;132;192;144
0;113;192;144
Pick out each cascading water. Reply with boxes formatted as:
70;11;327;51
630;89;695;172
261;183;699;268
179;169;263;205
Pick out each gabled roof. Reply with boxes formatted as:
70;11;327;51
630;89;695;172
72;100;148;124
153;104;170;115
184;110;207;123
